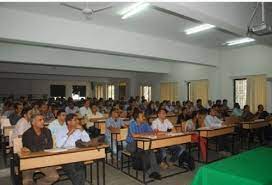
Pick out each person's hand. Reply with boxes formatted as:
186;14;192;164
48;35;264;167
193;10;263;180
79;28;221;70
21;147;30;153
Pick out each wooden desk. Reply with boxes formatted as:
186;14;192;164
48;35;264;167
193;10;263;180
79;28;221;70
135;132;191;150
242;120;268;129
198;126;235;138
92;119;107;135
197;126;236;163
108;128;128;169
17;145;107;185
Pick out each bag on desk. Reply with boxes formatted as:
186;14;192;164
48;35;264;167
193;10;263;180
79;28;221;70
178;151;195;171
132;151;151;171
75;136;105;148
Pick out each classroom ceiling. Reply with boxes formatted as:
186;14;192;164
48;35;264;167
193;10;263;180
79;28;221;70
0;2;244;49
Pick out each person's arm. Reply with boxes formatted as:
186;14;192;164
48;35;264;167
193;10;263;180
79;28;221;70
56;130;69;148
45;130;53;149
80;130;90;142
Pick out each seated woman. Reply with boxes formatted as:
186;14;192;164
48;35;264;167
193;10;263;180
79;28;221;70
126;109;161;180
241;105;254;121
105;107;127;155
184;110;207;161
231;103;243;117
12;107;32;141
176;107;190;124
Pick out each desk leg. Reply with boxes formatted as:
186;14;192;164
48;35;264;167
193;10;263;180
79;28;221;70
231;134;235;154
96;160;100;185
103;159;105;185
111;134;114;165
116;140;119;169
90;163;93;184
247;130;251;150
18;170;22;185
206;138;209;163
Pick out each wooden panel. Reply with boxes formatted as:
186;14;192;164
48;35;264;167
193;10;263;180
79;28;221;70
20;148;105;171
137;134;191;150
95;122;106;134
167;116;177;124
112;128;128;141
243;122;268;129
199;127;234;138
4;126;14;137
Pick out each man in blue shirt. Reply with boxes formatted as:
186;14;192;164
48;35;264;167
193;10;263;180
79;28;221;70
126;109;161;180
105;108;127;155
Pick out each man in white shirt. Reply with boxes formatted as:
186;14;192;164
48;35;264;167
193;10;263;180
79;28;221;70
48;109;67;137
152;108;184;169
12;107;32;141
56;113;90;185
79;99;91;117
65;101;79;114
204;106;223;128
205;106;230;154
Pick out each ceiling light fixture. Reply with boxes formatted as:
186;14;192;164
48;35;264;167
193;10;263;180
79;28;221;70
120;2;150;19
184;24;215;35
225;37;255;46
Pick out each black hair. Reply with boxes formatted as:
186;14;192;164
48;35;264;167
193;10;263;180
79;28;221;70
132;108;143;121
65;113;76;124
21;107;32;117
57;109;66;117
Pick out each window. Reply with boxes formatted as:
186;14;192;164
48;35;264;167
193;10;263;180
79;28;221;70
50;85;66;98
119;82;127;99
187;82;191;101
96;84;104;99
140;85;152;101
72;85;86;100
234;79;247;108
107;84;115;100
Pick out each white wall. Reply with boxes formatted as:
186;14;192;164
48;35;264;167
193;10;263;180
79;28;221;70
218;44;272;108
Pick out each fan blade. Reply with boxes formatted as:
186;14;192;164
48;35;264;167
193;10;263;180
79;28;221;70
93;5;112;13
60;3;83;11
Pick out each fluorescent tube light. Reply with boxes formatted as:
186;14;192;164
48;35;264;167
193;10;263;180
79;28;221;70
184;24;215;35
120;2;150;19
225;37;255;46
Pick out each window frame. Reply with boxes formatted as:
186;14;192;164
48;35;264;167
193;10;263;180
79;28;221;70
233;78;247;107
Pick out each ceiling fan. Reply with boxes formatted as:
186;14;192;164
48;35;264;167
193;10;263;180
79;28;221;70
60;2;112;19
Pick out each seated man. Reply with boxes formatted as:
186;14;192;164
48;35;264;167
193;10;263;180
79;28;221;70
105;107;127;155
126;109;161;180
22;114;59;185
255;104;269;119
48;109;67;137
65;101;79;114
204;105;223;128
152;108;184;169
241;105;254;121
12;107;32;141
8;102;23;125
205;106;230;155
56;113;90;185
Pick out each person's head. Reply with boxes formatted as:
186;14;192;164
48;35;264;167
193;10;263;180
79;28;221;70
57;109;66;123
157;108;167;120
198;109;207;122
31;114;45;129
216;99;222;105
110;107;119;119
14;103;23;115
66;113;77;128
223;99;228;106
68;101;75;109
244;105;250;112
196;99;202;106
39;103;48;113
21;107;32;121
209;105;218;116
84;99;90;108
234;103;240;109
191;111;198;120
258;104;264;112
132;108;145;124
181;107;188;115
91;104;98;113
208;100;212;106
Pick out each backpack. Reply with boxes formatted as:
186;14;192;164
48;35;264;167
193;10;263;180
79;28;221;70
132;151;151;171
178;151;195;171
